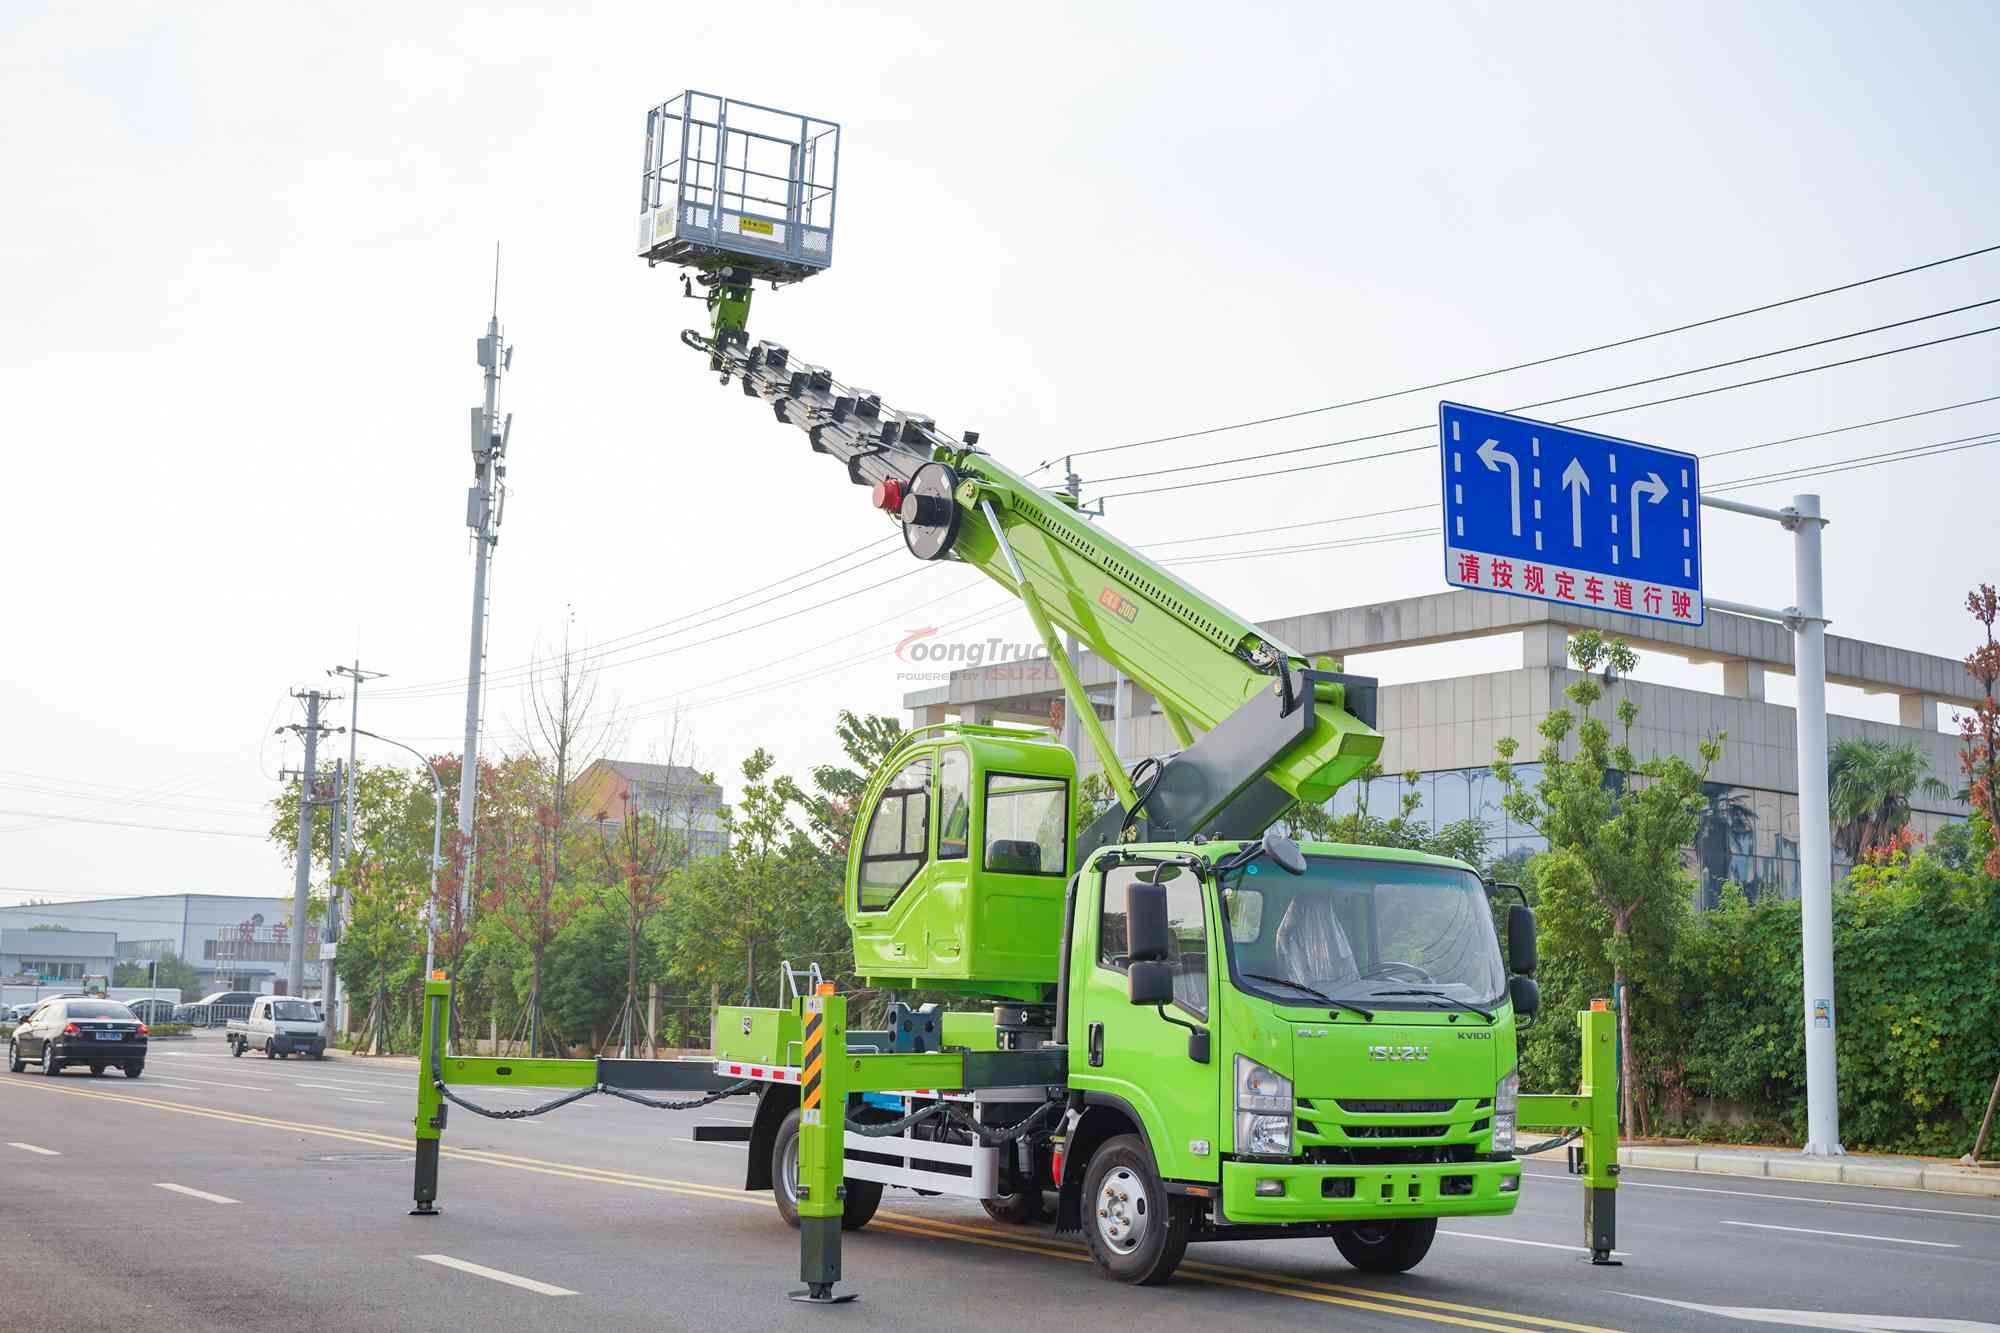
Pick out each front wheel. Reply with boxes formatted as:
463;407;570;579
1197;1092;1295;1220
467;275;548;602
770;1108;883;1232
1333;1218;1438;1274
1080;1135;1188;1284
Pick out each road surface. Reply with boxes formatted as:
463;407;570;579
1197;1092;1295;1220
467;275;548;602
2;1034;1994;1332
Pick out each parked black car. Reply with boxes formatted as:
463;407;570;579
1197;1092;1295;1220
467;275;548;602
8;999;147;1077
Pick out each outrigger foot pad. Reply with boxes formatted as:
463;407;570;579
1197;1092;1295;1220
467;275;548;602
787;1285;856;1305
1589;1252;1622;1267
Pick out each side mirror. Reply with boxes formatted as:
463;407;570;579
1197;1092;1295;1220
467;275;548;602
1509;974;1541;1018
1128;961;1174;1007
1126;881;1172;964
1261;829;1308;876
1506;904;1537;976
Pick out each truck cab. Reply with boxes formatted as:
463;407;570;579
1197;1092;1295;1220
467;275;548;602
227;995;327;1060
1059;839;1529;1279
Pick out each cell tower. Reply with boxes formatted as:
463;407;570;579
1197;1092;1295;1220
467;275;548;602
459;252;512;891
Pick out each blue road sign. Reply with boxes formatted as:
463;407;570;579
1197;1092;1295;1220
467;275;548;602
1439;403;1703;626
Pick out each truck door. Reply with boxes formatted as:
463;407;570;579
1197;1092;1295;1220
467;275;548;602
1073;861;1220;1183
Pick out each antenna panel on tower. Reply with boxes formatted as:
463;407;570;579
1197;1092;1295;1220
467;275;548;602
637;91;839;283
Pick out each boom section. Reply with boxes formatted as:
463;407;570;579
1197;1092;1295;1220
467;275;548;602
708;336;1382;823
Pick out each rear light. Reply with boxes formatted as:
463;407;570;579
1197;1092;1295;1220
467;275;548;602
137;1023;149;1037
62;1023;80;1036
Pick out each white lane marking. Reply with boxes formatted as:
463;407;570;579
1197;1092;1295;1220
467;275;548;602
1720;1219;1959;1248
1620;1293;2000;1331
677;1137;746;1149
1439;1229;1627;1256
133;1075;269;1093
416;1254;575;1296
8;1142;60;1156
155;1182;238;1204
136;1078;210;1091
1522;1168;2000;1221
341;1097;386;1105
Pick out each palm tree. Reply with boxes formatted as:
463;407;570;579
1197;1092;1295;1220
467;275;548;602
1827;739;1949;860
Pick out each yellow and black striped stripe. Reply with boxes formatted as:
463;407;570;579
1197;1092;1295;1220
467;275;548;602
801;1005;824;1112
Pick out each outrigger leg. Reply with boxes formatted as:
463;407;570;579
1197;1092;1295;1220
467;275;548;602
789;989;855;1305
1518;1001;1621;1265
411;975;451;1216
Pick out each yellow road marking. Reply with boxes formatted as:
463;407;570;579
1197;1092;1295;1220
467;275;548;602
1;1077;1620;1330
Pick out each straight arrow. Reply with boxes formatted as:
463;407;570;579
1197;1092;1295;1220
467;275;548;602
1561;458;1590;547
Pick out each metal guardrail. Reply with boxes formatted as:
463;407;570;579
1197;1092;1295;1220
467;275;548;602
170;1003;254;1028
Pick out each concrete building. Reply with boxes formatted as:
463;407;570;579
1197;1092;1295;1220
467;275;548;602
0;894;308;993
1;927;116;985
573;759;730;860
904;590;1976;904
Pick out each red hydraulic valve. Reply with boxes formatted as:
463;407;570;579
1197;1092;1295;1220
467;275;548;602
871;477;905;515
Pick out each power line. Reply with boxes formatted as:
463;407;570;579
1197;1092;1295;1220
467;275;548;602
1100;325;2000;501
1044;240;2000;467
0;807;271;839
1095;314;2000;492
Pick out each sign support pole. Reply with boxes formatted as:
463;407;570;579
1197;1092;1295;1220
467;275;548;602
1701;491;1841;1156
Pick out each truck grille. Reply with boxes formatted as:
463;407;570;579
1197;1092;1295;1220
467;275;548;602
1294;1094;1488;1165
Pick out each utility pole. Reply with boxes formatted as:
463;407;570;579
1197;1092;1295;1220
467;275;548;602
324;758;344;1032
459;251;513;931
327;660;384;1036
1704;491;1842;1155
280;690;335;1000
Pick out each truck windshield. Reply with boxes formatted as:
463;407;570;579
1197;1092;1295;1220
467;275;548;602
271;1001;318;1021
1220;856;1505;1012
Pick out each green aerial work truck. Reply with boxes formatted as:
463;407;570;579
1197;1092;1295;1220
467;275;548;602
407;89;1620;1306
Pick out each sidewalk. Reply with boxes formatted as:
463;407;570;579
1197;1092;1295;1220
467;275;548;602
1611;1143;2000;1198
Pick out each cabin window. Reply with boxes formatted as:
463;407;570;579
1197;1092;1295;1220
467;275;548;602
937;749;970;861
857;756;932;911
1099;863;1209;1018
983;773;1067;876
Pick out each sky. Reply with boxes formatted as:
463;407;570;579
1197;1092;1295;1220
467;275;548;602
3;0;1998;905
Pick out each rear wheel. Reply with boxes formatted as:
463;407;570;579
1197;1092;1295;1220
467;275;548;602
1333;1218;1437;1274
42;1044;60;1077
231;1038;244;1057
981;1189;1047;1225
771;1108;883;1231
265;1041;276;1059
124;1065;144;1079
1080;1135;1188;1284
90;1065;105;1076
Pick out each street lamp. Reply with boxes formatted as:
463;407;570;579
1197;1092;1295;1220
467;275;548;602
350;729;448;979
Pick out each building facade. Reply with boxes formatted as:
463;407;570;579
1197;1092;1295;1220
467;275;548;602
1;927;116;985
904;591;1976;905
0;894;308;994
572;760;730;861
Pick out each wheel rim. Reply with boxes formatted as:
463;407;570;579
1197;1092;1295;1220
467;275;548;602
43;1045;54;1072
1094;1166;1149;1255
779;1132;801;1209
1350;1224;1391;1246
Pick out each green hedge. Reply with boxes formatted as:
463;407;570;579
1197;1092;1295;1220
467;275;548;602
1524;846;2000;1157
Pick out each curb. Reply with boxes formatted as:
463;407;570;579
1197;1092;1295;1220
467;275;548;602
1615;1145;2000;1198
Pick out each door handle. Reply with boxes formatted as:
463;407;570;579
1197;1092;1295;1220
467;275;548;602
1088;1022;1104;1067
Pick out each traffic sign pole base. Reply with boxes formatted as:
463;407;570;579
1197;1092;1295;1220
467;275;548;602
409;1203;440;1217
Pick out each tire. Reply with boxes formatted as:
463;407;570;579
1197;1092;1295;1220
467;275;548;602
90;1065;105;1076
1333;1218;1438;1274
981;1188;1047;1225
42;1043;61;1077
231;1038;244;1058
124;1065;144;1079
770;1108;883;1232
314;1051;326;1061
1079;1134;1188;1284
265;1041;276;1059
7;1040;22;1074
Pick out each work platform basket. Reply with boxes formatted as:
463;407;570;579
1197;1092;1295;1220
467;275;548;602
637;91;839;283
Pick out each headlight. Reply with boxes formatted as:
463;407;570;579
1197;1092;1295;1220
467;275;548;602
1492;1067;1519;1154
1235;1055;1293;1155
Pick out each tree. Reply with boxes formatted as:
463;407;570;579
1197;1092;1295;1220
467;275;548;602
797;710;904;854
1828;739;1948;862
112;951;200;997
476;755;588;1055
1493;630;1718;1136
1957;584;2000;877
591;792;677;1055
1285;763;1494;870
519;619;614;888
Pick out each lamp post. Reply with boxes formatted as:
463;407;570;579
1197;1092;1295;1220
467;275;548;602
351;729;448;979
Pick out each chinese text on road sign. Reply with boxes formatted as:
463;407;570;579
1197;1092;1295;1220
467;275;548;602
1439;403;1703;625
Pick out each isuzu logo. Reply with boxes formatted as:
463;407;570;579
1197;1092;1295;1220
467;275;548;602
1368;1044;1430;1062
